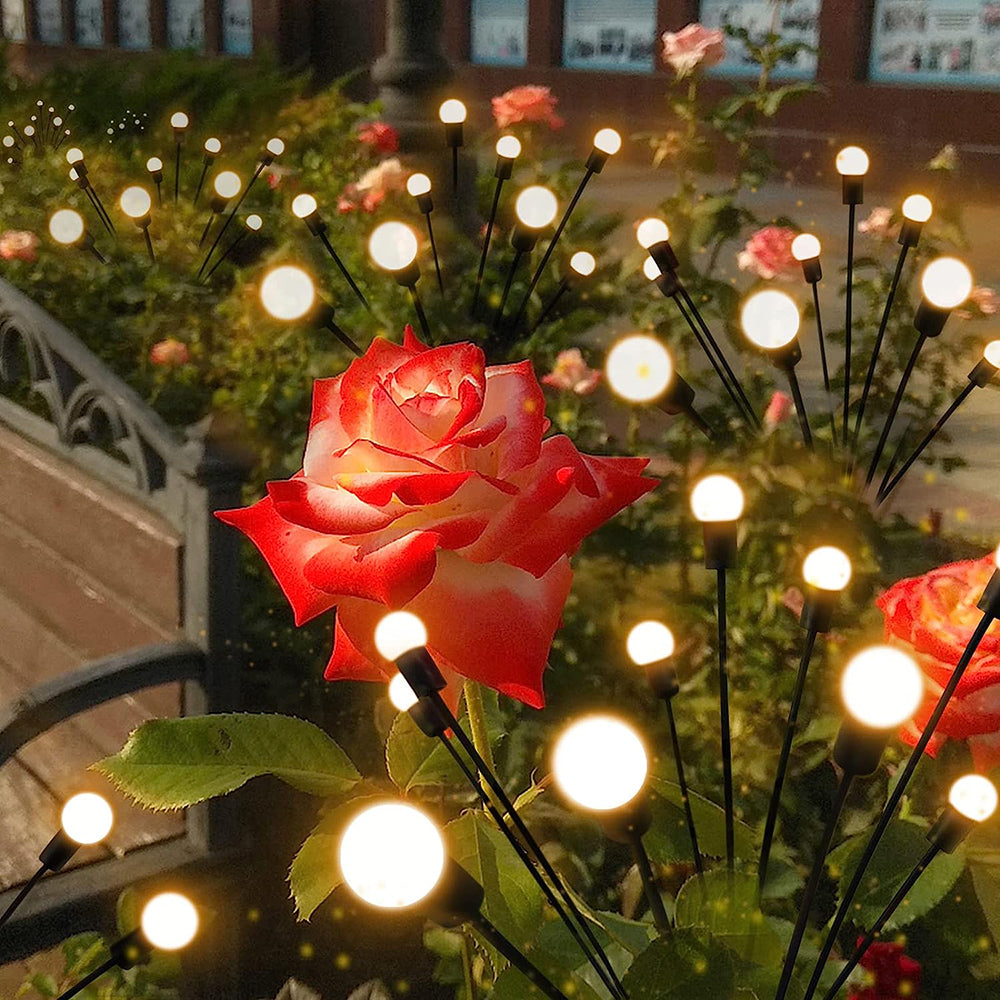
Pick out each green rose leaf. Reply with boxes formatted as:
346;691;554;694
621;928;736;1000
94;713;361;809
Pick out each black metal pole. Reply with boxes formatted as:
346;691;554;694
532;279;569;333
142;227;155;263
493;248;524;332
0;864;45;931
424;212;444;294
844;202;856;442
717;568;734;869
664;698;702;874
199;214;214;248
408;284;432;343
204;230;247;280
83;187;113;236
323;317;364;358
194;158;210;205
811;282;838;446
319;231;372;314
200;161;265;276
55;958;119;1000
786;367;813;448
174;140;181;203
473;176;505;316
469;912;570;1000
628;832;671;935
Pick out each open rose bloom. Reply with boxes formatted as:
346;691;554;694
737;226;798;280
661;23;725;78
491;85;565;130
219;328;655;707
877;552;1000;768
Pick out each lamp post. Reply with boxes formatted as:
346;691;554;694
473;135;520;316
406;172;443;293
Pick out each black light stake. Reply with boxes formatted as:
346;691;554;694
66;149;115;235
406;172;443;294
802;564;1000;1000
864;256;973;487
48;208;107;264
194;136;222;204
509;128;621;330
819;775;997;1000
758;546;852;892
494;185;558;334
691;473;745;868
386;678;627;1000
369;221;432;342
339;802;571;1000
438;99;467;192
119;185;155;262
626;621;703;874
852;195;932;458
835;145;870;441
472;134;520;316
68;165;110;236
145;156;164;207
199;170;242;248
169;111;189;202
553;715;670;936
3;134;20;156
48;115;62;148
290;193;372;313
0;792;113;932
259;265;363;357
55;128;71;152
26;118;40;151
54;892;199;1000
205;213;263;280
533;251;597;333
772;645;925;1000
878;341;1000;502
605;334;714;440
7;120;25;147
792;233;838;444
740;289;812;447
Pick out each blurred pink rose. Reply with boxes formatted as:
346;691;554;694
542;349;601;395
737;226;798;280
356;157;408;196
358;122;400;155
0;230;38;262
491;85;564;130
661;24;725;78
956;285;999;320
764;390;793;427
150;338;191;366
858;206;897;240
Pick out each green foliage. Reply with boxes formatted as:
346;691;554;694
621;929;736;1000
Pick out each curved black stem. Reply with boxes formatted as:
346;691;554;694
759;630;817;891
88;244;107;265
786;367;813;448
533;280;569;333
199;214;214;248
89;187;115;234
451;146;458;192
811;282;838;446
876;419;913;500
469;913;569;1000
473;177;504;316
84;187;113;237
878;382;975;503
664;697;702;874
802;611;995;1000
424;213;444;294
155;180;162;208
717;568;734;869
494;248;524;333
864;333;926;487
319;231;372;314
683;402;715;441
844;203;856;442
820;844;939;1000
0;863;45;931
629;833;671;935
56;957;119;1000
773;774;854;1000
408;284;432;344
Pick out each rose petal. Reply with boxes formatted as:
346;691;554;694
267;477;403;535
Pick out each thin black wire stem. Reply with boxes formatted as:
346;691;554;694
758;629;818;892
200;160;264;276
678;285;761;429
199;214;214;248
717;568;734;869
801;610;996;1000
154;180;162;208
469;912;569;1000
90;187;115;234
438;738;624;1000
193;159;209;205
811;282;838;446
773;774;855;1000
664;698;702;874
204;231;246;280
532;280;568;333
87;244;107;265
852;244;909;458
786;368;813;448
820;843;939;1000
56;957;118;1000
451;146;458;192
0;863;45;931
424;213;444;294
844;203;856;442
629;833;671;935
324;318;363;358
876;419;913;500
84;187;113;236
878;382;975;503
318;231;372;314
864;333;927;487
174;141;181;202
408;285;432;344
473;176;504;316
510;170;593;330
493;248;524;333
142;227;155;263
443;704;629;1000
684;403;715;441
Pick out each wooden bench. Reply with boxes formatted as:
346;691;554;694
0;278;247;989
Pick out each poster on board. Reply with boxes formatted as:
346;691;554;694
1;0;26;41
119;0;151;49
471;0;527;65
700;0;820;78
870;0;1000;85
75;0;104;46
167;0;204;49
35;0;63;43
223;0;253;55
562;0;657;72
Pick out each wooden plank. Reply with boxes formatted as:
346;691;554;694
0;759;60;891
0;425;181;632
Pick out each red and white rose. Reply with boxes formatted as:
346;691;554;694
491;85;564;130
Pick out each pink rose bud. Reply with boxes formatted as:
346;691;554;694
150;338;191;366
764;390;793;426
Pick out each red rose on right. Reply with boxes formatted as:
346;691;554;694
877;553;1000;769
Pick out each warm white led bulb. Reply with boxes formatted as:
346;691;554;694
438;99;467;125
791;233;821;262
119;186;152;220
339;802;445;908
292;194;318;219
741;290;800;350
140;892;199;951
495;135;521;159
802;546;852;591
368;221;419;272
60;792;113;845
984;340;1000;369
593;128;622;156
388;673;419;712
570;251;596;277
642;256;662;281
948;774;998;823
23;126;34;138
407;172;432;197
374;611;428;661
840;646;923;729
259;266;316;322
921;257;973;310
515;186;558;229
145;156;163;173
626;621;675;666
49;209;85;246
690;474;744;522
836;145;869;176
246;213;263;232
68;167;78;182
213;170;241;200
204;137;221;154
636;218;670;249
902;194;932;223
2;136;13;149
605;334;673;403
553;716;648;811
266;137;285;157
170;112;189;130
65;147;84;165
